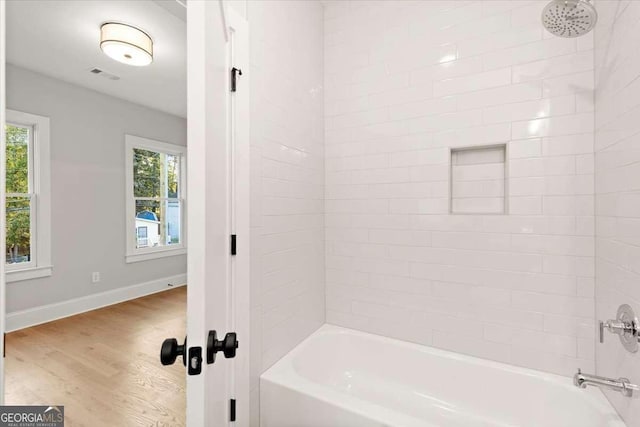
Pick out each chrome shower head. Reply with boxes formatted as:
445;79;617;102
541;0;598;38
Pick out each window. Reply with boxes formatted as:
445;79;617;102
137;226;149;248
125;135;186;263
451;145;507;214
5;110;52;282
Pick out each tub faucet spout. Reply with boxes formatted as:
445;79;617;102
574;369;639;397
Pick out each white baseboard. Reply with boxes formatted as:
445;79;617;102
6;273;187;332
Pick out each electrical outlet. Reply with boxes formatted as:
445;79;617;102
92;272;101;283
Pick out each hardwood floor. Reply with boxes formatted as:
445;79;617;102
5;286;187;427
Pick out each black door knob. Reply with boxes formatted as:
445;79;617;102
161;336;187;366
207;331;239;364
223;333;238;358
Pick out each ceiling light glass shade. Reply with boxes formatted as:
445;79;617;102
100;23;153;66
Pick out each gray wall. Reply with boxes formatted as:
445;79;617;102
6;64;187;313
594;1;640;424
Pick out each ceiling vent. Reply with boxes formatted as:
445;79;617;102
88;67;120;81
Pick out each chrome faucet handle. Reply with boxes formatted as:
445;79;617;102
600;319;629;342
599;304;640;353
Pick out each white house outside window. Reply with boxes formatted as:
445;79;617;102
125;135;186;263
5;110;52;282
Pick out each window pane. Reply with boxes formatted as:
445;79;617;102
133;148;161;198
5;124;29;194
166;199;181;245
135;199;181;249
6;196;31;265
167;154;180;198
133;148;181;199
137;226;149;248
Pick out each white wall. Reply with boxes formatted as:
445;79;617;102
324;0;595;376
229;1;325;424
6;64;187;314
594;0;640;423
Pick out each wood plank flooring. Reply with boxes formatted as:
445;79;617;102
5;286;187;427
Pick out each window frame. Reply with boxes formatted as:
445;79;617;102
5;110;52;282
125;134;187;263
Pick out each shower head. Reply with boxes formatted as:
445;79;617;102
541;0;598;38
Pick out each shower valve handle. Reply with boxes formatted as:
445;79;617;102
599;304;640;353
600;320;629;343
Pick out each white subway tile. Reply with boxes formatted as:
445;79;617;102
576;153;594;174
512;51;594;83
456;82;543;110
483;95;576;125
457;27;542;58
432;281;511;306
509;177;545;196
509;139;542;159
390;148;449;167
369;229;431;246
410;57;483;87
388;97;457;122
431;231;511;251
407;109;483;133
434;68;512;97
434;123;512;147
509;196;543;215
512;291;593;317
542;133;594;156
542;71;594;97
512;113;594;140
483;37;577;71
323;0;595;379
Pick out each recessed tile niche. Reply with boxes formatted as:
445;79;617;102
450;145;507;214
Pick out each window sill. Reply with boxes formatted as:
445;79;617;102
7;265;53;283
126;247;187;263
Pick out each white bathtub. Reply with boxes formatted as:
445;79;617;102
260;325;625;427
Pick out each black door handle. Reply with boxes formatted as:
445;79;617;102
161;336;187;366
207;331;238;364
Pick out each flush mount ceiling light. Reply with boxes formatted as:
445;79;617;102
100;22;153;66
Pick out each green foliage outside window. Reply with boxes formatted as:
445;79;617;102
133;147;181;247
5;124;31;263
133;148;179;218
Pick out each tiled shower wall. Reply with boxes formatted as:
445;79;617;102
324;0;595;376
594;0;640;423
234;0;326;424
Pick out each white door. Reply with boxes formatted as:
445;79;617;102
0;0;7;405
225;6;251;427
184;1;250;425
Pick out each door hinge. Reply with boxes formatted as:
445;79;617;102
230;67;242;92
230;399;236;422
3;333;5;358
231;234;237;255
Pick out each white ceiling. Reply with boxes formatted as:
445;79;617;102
7;0;187;118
